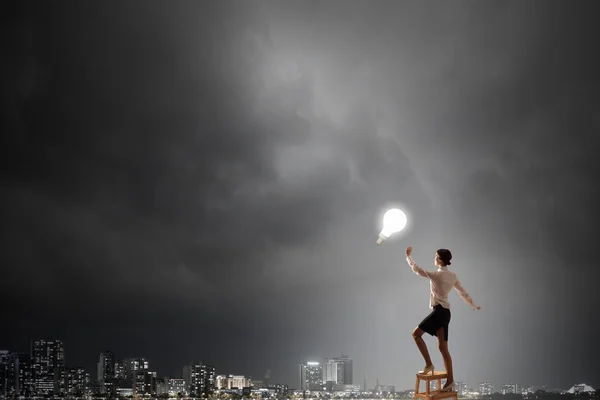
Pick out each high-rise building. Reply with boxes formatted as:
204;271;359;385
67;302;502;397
183;363;198;394
479;382;493;395
0;351;18;397
15;353;34;396
114;360;125;379
133;370;156;395
167;378;186;396
183;363;216;396
31;339;65;396
97;351;115;394
340;355;353;385
205;365;216;393
215;375;227;390
97;351;115;381
122;358;149;379
299;361;323;392
156;378;167;396
501;384;518;394
455;381;468;396
324;355;353;385
54;367;89;396
324;359;340;385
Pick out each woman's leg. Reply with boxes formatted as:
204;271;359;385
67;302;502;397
412;327;433;367
436;327;453;387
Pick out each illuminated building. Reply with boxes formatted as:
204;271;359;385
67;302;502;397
122;358;149;379
133;369;156;395
502;384;518;394
299;361;323;391
479;382;493;395
54;367;89;396
167;378;187;396
183;363;216;395
97;351;115;394
0;351;17;396
31;339;65;395
215;374;250;389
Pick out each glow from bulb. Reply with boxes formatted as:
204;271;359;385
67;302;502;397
376;208;407;245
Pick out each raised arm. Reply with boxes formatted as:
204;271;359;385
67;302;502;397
454;278;481;310
406;255;435;279
405;246;435;279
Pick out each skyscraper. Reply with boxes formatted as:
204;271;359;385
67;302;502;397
0;351;18;397
183;362;216;396
455;381;468;396
55;367;89;396
114;360;125;379
97;351;115;381
97;351;115;393
324;359;341;385
31;339;65;396
166;378;186;396
324;355;353;385
15;353;34;397
299;361;322;392
133;369;156;395
122;358;149;379
502;384;518;394
479;382;493;395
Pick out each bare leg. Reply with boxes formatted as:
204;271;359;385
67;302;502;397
437;327;454;387
412;328;433;367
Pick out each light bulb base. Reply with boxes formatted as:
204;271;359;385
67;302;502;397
376;234;388;245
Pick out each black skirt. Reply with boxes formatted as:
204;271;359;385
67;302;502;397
418;304;451;341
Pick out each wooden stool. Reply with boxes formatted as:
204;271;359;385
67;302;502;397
414;371;458;400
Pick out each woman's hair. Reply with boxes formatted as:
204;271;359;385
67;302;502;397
437;249;452;266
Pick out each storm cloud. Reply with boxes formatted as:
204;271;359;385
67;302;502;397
2;0;599;391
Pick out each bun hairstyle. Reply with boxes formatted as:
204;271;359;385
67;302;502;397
437;249;452;266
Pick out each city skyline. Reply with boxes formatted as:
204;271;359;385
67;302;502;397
2;0;599;393
1;341;595;395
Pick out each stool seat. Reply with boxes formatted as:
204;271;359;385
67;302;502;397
414;371;457;400
416;371;447;379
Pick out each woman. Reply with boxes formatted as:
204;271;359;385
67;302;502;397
405;246;481;392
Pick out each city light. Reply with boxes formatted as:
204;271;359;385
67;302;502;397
0;341;596;399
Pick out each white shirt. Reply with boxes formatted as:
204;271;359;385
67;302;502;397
406;256;479;310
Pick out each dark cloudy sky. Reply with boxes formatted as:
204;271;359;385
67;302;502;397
2;0;600;392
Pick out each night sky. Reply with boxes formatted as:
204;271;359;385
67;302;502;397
2;0;600;392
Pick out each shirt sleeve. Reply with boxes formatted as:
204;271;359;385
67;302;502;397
454;278;479;309
406;256;435;279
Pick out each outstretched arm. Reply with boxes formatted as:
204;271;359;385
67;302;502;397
405;246;434;279
454;279;481;310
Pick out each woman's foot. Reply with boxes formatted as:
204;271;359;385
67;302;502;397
419;364;434;375
441;381;455;392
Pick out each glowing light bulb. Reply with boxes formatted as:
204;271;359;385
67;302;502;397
376;208;407;245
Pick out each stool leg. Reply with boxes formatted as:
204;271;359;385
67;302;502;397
426;379;430;395
437;378;441;392
414;377;419;400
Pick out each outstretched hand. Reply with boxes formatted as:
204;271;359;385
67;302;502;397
475;306;482;310
405;246;412;257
